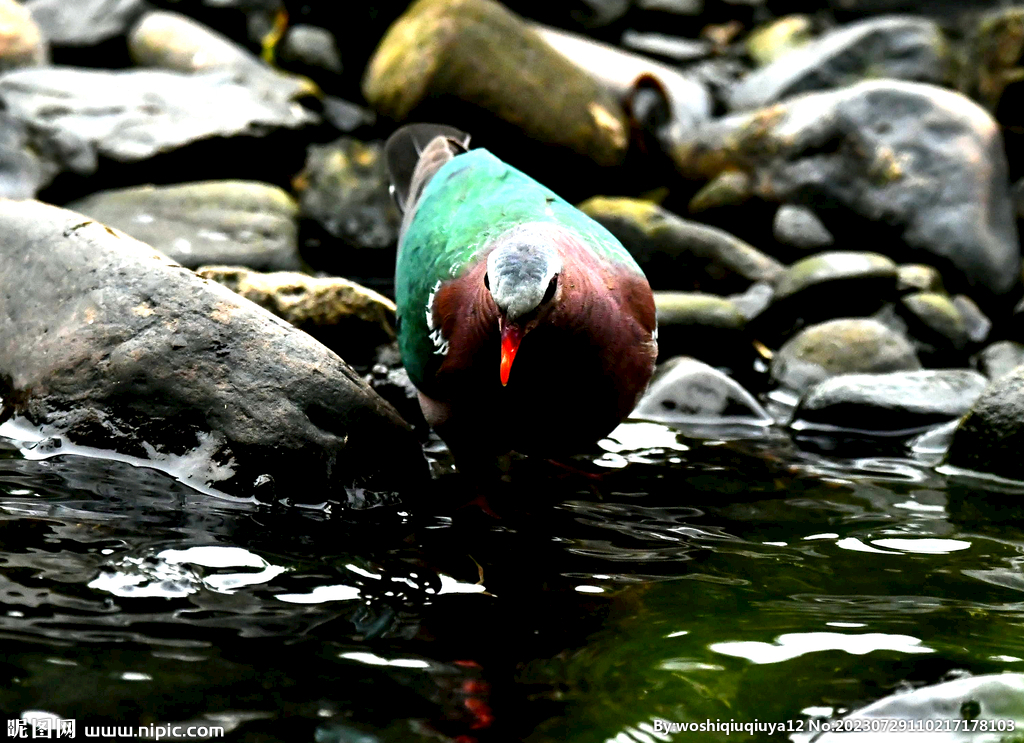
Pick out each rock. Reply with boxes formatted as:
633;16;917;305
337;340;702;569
771;318;921;396
896;263;944;294
534;24;712;135
745;15;813;67
688;170;752;213
0;110;61;198
795;674;1024;743
635;0;703;14
792;369;988;434
197;266;396;366
279;24;344;78
633;356;772;425
0;0;47;70
948;364;1024;481
0;66;316;181
897;291;970;364
978;340;1024;380
958;7;1024;115
578;196;783;293
25;0;146;47
654;292;747;367
128;10;313;103
293;137;400;274
0;199;425;501
68;181;303;272
952;294;991;345
365;343;427;433
772;204;834;251
670;81;1021;305
754;251;898;341
729;16;949;111
620;31;711;64
728;281;774;322
363;0;629;168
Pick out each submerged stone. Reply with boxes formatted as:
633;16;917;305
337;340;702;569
792;369;987;433
633;356;772;425
771;318;921;396
579;196;782;293
728;16;949;111
68;181;303;271
197;266;396;366
671;81;1021;305
363;0;629;167
0;198;424;501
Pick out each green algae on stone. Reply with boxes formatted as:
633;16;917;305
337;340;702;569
69;181;302;272
688;170;752;213
899;291;970;353
957;7;1024;114
579;196;782;293
775;251;897;302
771;318;921;396
362;0;628;167
897;263;945;294
654;292;747;363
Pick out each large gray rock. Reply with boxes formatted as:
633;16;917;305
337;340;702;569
0;199;425;502
68;181;303;271
792;369;988;433
0;66;316;187
948;365;1024;482
728;16;949;111
671;81;1021;305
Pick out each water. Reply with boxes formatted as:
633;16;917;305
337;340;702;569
2;421;1024;741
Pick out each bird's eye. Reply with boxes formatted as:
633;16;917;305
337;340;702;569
483;273;490;290
542;273;558;304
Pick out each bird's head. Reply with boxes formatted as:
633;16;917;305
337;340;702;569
484;225;563;386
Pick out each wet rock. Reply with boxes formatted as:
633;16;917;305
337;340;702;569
896;263;944;294
578;196;783;293
365;343;427;433
728;281;774;322
25;0;146;47
0;0;47;70
952;294;991;345
654;292;747;367
754;251;898;340
729;16;948;111
197;266;396;366
128;10;313;102
897;291;970;364
68;181;303;272
978;340;1024;380
671;81;1021;304
949;365;1024;480
745;15;812;67
688;170;752;214
0;66;316;178
771;318;921;396
772;205;834;251
0;199;425;501
534;25;712;135
792;369;987;434
633;356;772;425
363;0;629;168
799;673;1024;743
293;137;400;272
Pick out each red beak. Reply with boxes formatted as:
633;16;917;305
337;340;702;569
499;320;523;386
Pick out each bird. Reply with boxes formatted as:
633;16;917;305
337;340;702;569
385;123;657;461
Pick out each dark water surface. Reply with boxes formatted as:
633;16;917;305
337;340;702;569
2;421;1024;742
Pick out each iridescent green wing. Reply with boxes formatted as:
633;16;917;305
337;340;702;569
395;148;641;390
